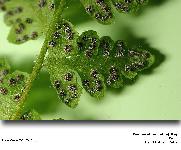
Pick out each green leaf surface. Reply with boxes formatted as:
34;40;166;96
0;0;8;11
20;110;41;120
111;0;148;13
0;57;29;120
3;0;57;44
80;0;114;24
46;19;83;108
80;0;148;24
46;19;155;108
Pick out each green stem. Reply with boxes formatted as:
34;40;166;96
10;0;66;120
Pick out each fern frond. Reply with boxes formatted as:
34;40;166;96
46;19;154;108
0;0;156;120
3;0;58;44
0;57;28;119
0;57;41;120
80;0;148;24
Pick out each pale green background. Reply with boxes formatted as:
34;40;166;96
0;0;181;120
